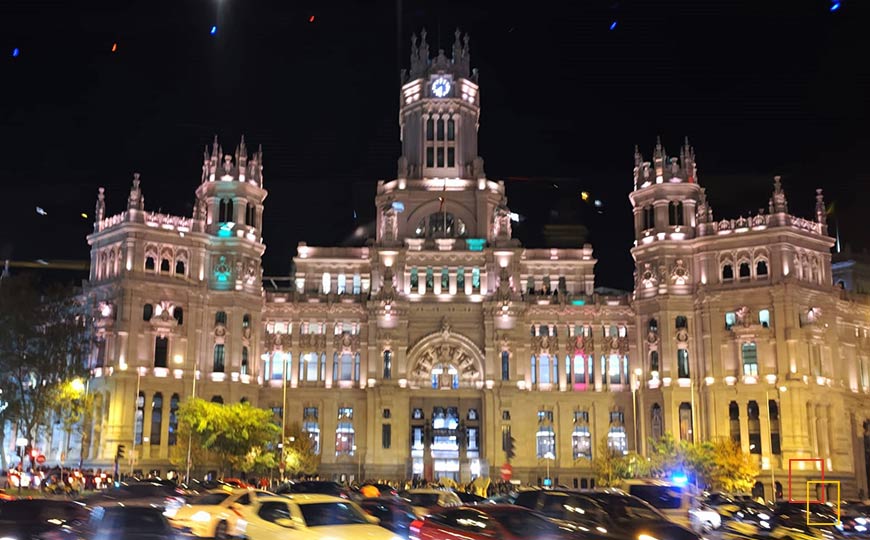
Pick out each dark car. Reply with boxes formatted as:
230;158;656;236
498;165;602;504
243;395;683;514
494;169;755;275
455;491;486;504
360;496;417;537
85;505;181;540
79;481;186;512
724;501;846;540
514;489;701;540
411;504;590;539
0;499;89;540
276;480;351;499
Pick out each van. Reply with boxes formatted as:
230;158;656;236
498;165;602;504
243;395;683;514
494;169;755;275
624;479;721;532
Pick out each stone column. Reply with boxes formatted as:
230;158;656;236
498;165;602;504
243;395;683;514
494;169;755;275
433;267;442;295
449;269;457;295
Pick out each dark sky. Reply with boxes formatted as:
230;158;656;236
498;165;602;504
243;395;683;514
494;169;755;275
1;0;868;290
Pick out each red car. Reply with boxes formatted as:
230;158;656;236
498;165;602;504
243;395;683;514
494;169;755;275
410;504;589;540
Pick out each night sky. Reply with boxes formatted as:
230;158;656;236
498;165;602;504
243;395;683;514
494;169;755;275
1;0;868;291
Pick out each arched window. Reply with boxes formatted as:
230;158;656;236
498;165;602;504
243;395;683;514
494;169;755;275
215;311;227;326
756;260;769;277
572;410;592;460
143;304;153;322
219;198;234;223
174;260;185;275
241;346;249;375
607;410;627;455
651;404;663;441
436;118;445;140
648;318;658;334
150;393;163;445
739;261;751;279
650;350;660;372
333;352;357;382
154;336;168;368
759;309;771;328
242;313;250;329
722;264;734;281
729;401;741;444
769;400;781;455
245;202;255;226
425;118;434;141
160;258;171;273
336;421;355;456
679;402;693;442
668;201;684;226
134;391;145;445
173;307;183;325
539;354;552;384
447;119;455;141
501;351;510;381
410;268;419;289
383;350;392;379
643;206;655;230
748;401;761;454
145;256;156;271
213;344;225;373
211;395;224;404
677;349;690;378
168;393;179;446
742;342;758;376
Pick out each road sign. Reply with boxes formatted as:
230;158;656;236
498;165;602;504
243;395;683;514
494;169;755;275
36;454;46;464
500;463;513;481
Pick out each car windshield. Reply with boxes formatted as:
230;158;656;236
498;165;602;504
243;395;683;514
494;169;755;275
192;493;230;505
404;493;440;507
299;502;369;527
587;495;662;522
492;510;560;535
628;486;684;510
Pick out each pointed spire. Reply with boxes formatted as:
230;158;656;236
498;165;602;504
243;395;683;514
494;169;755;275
127;172;144;211
239;134;247;156
653;136;665;180
94;187;106;231
634;145;643;167
815;188;827;226
771;175;788;214
211;135;219;160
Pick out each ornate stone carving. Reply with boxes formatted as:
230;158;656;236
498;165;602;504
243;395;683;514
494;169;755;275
531;333;559;355
670;259;689;285
492;196;512;241
334;332;360;353
299;333;311;348
412;342;480;383
440;317;452;338
244;260;257;285
381;205;398;244
647;329;659;345
640;263;658;289
675;327;689;343
736;306;751;327
213;256;231;282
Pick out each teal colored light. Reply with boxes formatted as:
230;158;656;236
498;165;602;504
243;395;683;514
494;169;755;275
571;299;586;306
467;238;485;251
218;228;232;238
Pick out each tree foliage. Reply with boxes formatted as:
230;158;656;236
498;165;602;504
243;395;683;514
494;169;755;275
0;274;89;467
708;438;760;493
282;422;319;478
591;438;648;487
176;398;280;476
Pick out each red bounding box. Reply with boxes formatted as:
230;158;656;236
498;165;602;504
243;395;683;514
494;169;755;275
789;458;825;503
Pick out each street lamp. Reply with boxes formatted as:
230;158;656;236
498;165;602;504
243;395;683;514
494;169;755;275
280;353;289;482
766;384;787;501
543;451;555;487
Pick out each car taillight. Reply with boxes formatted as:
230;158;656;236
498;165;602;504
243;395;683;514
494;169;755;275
410;519;424;540
339;492;349;499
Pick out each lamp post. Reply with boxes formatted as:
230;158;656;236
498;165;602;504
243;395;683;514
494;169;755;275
281;353;288;482
766;385;787;501
544;451;555;487
185;361;197;485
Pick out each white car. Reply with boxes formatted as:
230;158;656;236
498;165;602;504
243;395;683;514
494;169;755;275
239;494;403;540
168;488;273;539
690;504;723;532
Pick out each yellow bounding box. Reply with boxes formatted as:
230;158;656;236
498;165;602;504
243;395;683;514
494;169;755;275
806;480;840;526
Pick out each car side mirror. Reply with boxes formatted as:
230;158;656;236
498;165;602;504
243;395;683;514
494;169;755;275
275;518;297;528
365;514;381;525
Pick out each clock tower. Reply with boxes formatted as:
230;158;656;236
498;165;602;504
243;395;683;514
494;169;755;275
397;28;482;181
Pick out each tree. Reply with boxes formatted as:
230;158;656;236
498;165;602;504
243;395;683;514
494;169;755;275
176;398;280;477
281;422;319;478
52;378;94;468
709;438;760;493
0;274;89;469
591;438;647;487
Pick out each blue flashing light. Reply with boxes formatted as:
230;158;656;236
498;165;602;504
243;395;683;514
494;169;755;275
543;477;553;487
467;238;486;251
609;21;618;31
671;472;689;486
11;47;19;57
391;201;405;212
571;299;586;306
210;25;217;35
830;2;840;11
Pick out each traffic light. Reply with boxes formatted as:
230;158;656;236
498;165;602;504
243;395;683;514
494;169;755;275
506;436;516;461
116;444;126;460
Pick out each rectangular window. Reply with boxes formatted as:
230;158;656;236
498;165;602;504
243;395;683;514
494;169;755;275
501;425;512;451
410;268;419;289
213;344;225;373
472;267;481;291
338;407;353;420
426;147;434;168
303;421;321;454
468;427;479;450
447;147;455;167
742;343;758;376
337;273;346;294
437;147;445;167
609;354;621;385
412;426;424;450
154;336;168;368
352;274;361;294
725;312;736;330
382;424;391;449
677;348;690;378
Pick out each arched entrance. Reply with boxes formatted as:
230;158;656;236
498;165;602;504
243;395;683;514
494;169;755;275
405;322;485;483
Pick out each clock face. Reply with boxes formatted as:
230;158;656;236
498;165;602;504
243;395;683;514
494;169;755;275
431;77;451;98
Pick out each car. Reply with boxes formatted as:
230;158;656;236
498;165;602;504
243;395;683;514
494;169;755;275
455;491;486;504
624;480;715;530
514;489;702;540
360;496;418;537
84;505;182;540
276;480;352;499
722;501;846;540
79;481;186;513
167;487;273;539
0;499;90;540
400;488;463;518
239;494;404;540
409;504;590;540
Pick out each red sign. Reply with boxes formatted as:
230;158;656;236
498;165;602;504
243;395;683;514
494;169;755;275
36;454;46;464
500;463;513;481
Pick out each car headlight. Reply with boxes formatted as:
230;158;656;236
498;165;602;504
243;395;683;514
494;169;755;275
760;521;770;529
758;513;770;520
191;511;212;522
857;517;868;525
638;534;658;540
1;536;18;540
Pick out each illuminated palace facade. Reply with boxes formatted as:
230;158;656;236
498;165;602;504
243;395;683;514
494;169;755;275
79;31;870;498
